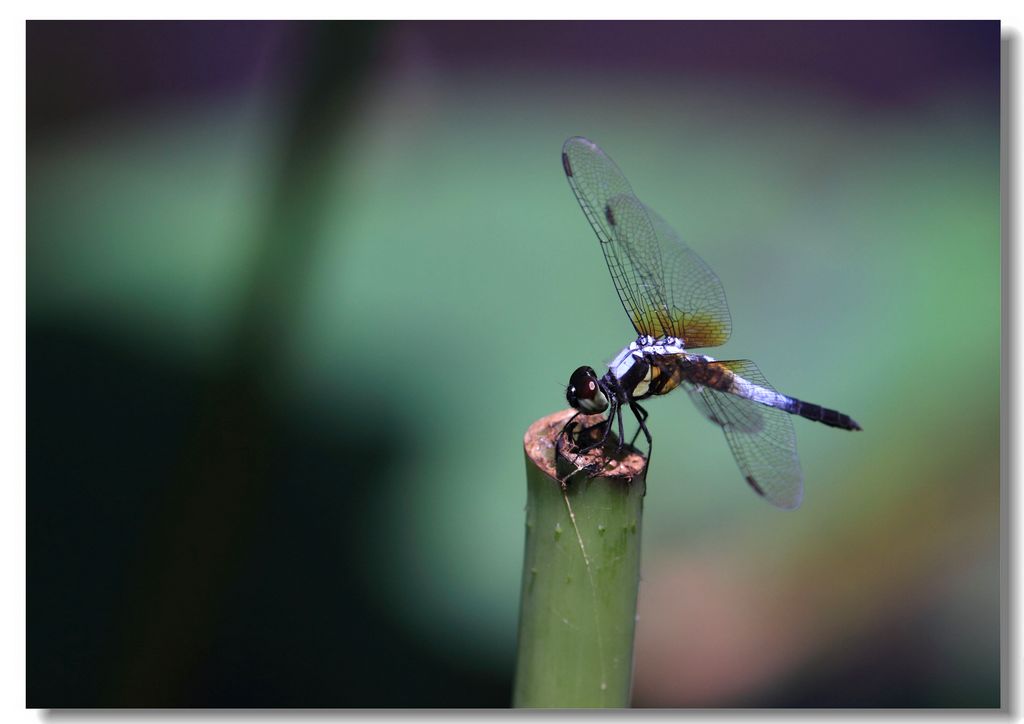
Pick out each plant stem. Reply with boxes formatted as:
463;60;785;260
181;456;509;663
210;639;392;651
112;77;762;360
513;410;647;708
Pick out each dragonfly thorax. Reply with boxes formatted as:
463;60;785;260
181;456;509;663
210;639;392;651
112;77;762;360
609;336;687;381
600;335;691;402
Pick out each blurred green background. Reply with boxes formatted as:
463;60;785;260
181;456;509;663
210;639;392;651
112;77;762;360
27;21;1000;707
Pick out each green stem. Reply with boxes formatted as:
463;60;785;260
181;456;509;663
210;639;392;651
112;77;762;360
513;410;647;708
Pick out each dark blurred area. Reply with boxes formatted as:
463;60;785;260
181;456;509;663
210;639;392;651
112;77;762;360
29;20;505;707
27;21;1000;707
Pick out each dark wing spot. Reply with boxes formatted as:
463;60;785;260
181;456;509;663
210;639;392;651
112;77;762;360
745;475;766;497
604;204;616;226
562;152;573;177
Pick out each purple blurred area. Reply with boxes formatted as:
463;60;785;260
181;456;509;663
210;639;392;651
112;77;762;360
412;21;998;105
29;20;998;139
28;21;302;137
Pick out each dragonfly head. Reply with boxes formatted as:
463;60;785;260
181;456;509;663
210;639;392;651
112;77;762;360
566;366;609;414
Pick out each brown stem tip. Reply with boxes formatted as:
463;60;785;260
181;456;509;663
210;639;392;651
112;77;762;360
524;409;648;484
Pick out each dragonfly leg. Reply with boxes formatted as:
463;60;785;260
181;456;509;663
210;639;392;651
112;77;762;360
573;418;608;447
573;397;617;449
628;401;653;465
558;411;606;480
628;402;650;448
616;402;627;452
555;411;582;466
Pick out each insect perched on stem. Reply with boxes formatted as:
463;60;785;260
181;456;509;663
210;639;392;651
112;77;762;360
558;136;860;510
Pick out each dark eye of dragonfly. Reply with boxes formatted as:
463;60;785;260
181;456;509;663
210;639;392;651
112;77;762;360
566;366;608;413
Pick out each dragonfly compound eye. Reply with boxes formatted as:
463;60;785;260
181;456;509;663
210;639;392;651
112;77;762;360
567;366;608;413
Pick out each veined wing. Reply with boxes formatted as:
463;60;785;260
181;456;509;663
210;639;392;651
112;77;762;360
562;137;668;337
561;137;732;348
645;205;731;348
686;360;803;509
684;381;763;433
607;196;732;348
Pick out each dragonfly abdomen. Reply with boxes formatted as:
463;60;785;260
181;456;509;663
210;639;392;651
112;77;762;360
733;374;862;431
678;356;732;391
691;360;862;431
787;398;862;430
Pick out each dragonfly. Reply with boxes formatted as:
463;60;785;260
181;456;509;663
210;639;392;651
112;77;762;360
558;136;860;510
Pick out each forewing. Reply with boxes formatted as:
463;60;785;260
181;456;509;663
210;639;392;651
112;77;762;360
562;137;731;348
689;360;803;509
562;137;671;337
645;205;732;348
603;193;675;333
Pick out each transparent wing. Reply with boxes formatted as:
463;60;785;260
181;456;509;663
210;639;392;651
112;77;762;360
562;137;668;336
684;382;763;433
645;205;732;349
686;360;803;509
605;195;733;348
561;137;732;348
